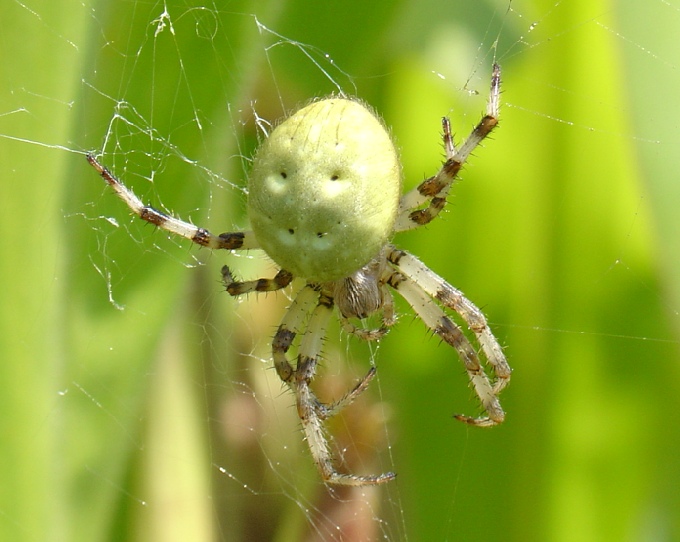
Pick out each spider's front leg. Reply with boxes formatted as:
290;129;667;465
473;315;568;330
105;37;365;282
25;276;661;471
387;247;511;395
386;258;506;427
293;289;395;485
272;284;394;485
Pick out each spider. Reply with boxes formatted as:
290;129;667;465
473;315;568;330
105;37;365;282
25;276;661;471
87;62;510;486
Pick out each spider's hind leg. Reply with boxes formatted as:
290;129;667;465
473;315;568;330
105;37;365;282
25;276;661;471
87;154;259;251
395;63;501;232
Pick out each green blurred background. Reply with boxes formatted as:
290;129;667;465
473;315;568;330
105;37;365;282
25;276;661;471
1;0;679;540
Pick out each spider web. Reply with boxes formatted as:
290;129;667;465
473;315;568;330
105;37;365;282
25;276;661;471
1;0;680;540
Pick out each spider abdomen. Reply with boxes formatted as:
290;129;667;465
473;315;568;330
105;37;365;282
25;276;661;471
248;98;401;282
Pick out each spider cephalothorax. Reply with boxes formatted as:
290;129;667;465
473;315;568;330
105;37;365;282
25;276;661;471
88;62;510;485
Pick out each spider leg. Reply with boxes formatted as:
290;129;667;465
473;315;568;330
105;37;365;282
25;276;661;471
271;284;320;382
291;289;395;485
387;247;510;393
87;153;259;250
395;63;501;231
221;266;293;296
386;264;505;427
315;367;377;420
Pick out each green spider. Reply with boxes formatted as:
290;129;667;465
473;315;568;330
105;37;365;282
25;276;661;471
88;63;510;486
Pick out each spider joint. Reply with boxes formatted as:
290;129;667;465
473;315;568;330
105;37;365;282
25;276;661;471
217;231;245;249
191;227;212;246
139;207;168;228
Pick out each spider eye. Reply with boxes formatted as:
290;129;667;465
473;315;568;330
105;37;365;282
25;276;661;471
280;171;287;179
330;173;340;181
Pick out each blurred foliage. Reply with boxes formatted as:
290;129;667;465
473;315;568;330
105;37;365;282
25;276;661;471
1;0;679;541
